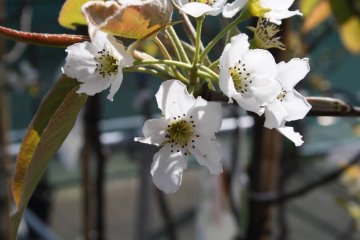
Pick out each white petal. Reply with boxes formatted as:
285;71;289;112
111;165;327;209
283;90;311;122
188;136;223;174
107;35;134;67
243;49;277;80
276;58;310;90
91;30;108;49
213;0;227;8
180;2;214;17
250;77;282;103
261;0;295;10
222;0;247;18
219;64;236;101
151;145;188;193
155;80;195;119
76;76;111;96
63;42;98;80
228;33;250;66
277;126;304;146
134;118;167;146
264;100;287;129
265;10;302;24
219;43;236;101
107;72;123;102
189;97;222;136
233;94;265;115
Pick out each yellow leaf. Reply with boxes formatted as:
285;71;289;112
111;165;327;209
58;0;97;30
82;0;173;39
10;76;87;238
12;129;40;207
340;16;360;54
302;0;331;33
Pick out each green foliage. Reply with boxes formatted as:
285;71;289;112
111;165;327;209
11;75;87;238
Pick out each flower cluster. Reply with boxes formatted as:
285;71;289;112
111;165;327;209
219;33;311;146
61;0;310;193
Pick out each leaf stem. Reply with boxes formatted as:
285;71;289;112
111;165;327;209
153;37;187;82
167;26;190;64
193;15;204;65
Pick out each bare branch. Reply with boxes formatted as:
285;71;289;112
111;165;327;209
0;25;89;48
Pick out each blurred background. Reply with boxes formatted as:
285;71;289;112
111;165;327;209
0;0;360;240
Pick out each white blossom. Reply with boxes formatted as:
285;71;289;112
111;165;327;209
219;33;281;115
63;31;133;101
176;0;228;18
264;58;311;129
223;0;302;24
262;58;311;146
135;80;223;193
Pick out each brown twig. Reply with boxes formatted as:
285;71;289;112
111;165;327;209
0;25;89;48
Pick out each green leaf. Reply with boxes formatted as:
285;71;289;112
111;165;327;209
11;75;87;238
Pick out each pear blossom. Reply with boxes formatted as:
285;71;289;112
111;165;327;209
176;0;228;18
264;58;311;129
261;58;311;146
223;0;302;24
219;33;281;115
135;80;223;193
62;31;133;101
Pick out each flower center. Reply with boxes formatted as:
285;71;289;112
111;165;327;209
166;118;194;147
228;60;252;94
94;49;119;78
276;89;287;101
189;0;217;6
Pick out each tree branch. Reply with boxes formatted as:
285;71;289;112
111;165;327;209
0;25;89;47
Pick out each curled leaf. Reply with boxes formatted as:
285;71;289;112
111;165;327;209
58;0;95;30
82;0;173;39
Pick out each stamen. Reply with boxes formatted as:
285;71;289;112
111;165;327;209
228;61;252;94
94;49;119;78
189;0;217;6
276;89;288;102
165;118;194;147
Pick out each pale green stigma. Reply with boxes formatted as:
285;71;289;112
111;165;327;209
228;60;252;94
248;18;286;50
94;49;119;78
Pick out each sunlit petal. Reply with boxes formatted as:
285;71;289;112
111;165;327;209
151;145;188;193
